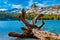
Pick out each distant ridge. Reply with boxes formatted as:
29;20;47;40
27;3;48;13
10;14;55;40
0;4;60;14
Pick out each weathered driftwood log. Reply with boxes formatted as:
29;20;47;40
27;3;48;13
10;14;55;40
8;9;60;40
8;9;44;39
32;28;60;40
8;27;37;38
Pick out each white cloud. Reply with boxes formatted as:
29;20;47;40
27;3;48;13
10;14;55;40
0;8;7;11
28;0;48;7
25;6;29;8
4;0;8;4
43;0;56;5
4;1;8;4
11;4;22;9
34;2;38;4
29;0;33;6
37;3;48;7
8;4;11;6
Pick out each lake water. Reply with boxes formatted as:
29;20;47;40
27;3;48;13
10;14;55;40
0;20;60;40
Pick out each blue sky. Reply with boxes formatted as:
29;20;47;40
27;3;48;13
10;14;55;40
0;0;60;10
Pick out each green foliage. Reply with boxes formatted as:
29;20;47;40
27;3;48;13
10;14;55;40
0;12;20;20
26;13;36;19
25;13;60;20
0;12;60;20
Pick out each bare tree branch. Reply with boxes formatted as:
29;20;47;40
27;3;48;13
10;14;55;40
21;27;27;31
19;9;44;29
21;9;25;19
31;14;44;25
38;20;45;29
19;9;37;28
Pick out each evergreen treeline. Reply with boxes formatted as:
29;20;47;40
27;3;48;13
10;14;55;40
0;12;60;20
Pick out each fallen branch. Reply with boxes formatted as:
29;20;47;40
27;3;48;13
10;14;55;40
8;9;60;40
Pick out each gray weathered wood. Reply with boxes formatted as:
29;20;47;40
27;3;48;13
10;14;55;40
32;28;60;40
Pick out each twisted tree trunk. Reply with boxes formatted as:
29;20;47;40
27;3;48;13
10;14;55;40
8;9;60;40
32;28;60;40
8;9;44;38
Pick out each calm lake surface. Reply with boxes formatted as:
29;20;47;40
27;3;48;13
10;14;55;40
0;20;60;40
